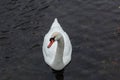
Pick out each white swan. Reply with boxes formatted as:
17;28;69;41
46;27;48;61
42;18;72;70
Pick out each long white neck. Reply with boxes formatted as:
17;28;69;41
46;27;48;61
52;35;64;69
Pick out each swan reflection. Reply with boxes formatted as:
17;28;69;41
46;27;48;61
52;69;64;80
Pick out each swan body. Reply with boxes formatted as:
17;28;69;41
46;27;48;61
42;18;72;70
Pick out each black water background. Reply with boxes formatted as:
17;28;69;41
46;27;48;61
0;0;120;80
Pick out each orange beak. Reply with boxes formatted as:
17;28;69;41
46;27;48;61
47;39;55;48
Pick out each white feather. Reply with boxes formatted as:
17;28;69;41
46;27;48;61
42;18;72;70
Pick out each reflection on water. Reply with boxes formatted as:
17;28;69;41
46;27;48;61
52;69;64;80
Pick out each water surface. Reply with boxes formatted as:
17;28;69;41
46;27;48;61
0;0;120;80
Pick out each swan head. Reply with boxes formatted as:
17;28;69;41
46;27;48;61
47;32;62;48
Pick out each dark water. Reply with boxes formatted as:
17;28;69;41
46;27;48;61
0;0;120;80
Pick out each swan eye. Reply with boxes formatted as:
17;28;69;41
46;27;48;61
50;37;55;41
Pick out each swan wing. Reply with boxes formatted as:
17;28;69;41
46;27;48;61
62;32;72;65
